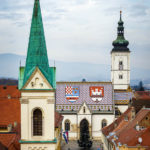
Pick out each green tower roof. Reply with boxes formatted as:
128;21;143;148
112;11;130;52
19;0;56;89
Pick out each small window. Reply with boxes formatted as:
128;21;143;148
65;120;70;131
146;117;149;120
83;106;86;113
102;119;107;128
119;75;123;79
119;61;123;70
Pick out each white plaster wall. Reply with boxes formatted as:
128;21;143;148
61;114;115;140
21;92;54;97
117;105;128;113
111;52;130;90
62;115;77;139
111;52;130;70
21;143;56;150
92;114;115;139
21;91;55;141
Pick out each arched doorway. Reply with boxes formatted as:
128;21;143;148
78;119;92;148
80;119;89;136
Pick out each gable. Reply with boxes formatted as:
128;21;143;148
23;68;52;90
78;102;91;115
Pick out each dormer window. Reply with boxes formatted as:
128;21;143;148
119;61;123;70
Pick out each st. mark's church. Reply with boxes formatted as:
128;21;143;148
0;0;133;150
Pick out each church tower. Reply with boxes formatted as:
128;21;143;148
19;0;56;149
111;11;130;90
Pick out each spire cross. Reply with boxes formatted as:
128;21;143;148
120;10;122;21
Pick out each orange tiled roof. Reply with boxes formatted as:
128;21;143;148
134;91;150;100
127;127;150;146
0;85;21;99
102;107;133;136
0;141;7;150
102;107;150;147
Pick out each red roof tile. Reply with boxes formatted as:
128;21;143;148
0;142;7;150
0;85;21;99
0;99;20;125
102;107;150;147
102;107;133;136
134;91;150;100
127;127;150;146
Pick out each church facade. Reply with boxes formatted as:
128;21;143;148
55;11;132;140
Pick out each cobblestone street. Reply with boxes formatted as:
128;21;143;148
61;140;103;150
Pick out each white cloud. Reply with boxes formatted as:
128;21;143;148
0;0;149;71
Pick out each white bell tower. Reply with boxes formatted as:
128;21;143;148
19;0;57;149
111;11;130;90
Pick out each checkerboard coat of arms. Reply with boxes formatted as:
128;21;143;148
90;86;104;102
65;86;79;103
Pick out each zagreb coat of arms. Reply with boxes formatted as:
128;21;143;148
90;86;104;102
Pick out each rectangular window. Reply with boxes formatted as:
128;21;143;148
119;61;123;70
119;75;123;79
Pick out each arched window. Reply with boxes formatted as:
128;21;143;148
101;119;107;129
33;109;42;136
65;120;70;131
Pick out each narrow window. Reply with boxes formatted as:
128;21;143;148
119;61;123;70
102;119;107;128
119;75;123;79
83;106;86;113
33;109;42;136
65;120;70;131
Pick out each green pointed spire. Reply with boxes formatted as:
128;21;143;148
112;11;129;52
19;0;56;89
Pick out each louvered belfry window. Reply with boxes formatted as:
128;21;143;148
33;109;42;136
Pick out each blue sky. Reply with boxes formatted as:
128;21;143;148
0;0;150;70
